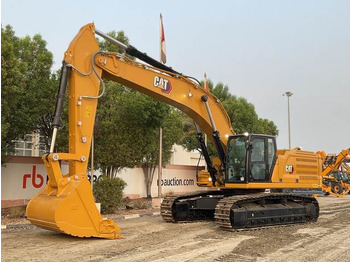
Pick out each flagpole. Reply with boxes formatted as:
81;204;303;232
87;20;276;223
158;13;165;199
160;13;166;64
159;13;162;64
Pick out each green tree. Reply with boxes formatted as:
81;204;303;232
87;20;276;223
222;96;259;134
98;30;129;53
93;31;185;198
1;25;23;162
181;79;278;158
1;25;55;163
94;83;170;176
254;118;278;135
94;82;184;197
140;108;184;198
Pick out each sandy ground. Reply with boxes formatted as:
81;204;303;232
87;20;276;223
2;195;350;262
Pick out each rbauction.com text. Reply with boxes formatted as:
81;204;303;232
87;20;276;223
157;177;195;186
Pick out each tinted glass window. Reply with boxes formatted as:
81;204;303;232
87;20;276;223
250;138;266;181
227;137;247;182
267;138;275;173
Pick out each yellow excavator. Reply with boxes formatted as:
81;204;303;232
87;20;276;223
26;23;323;239
317;149;350;196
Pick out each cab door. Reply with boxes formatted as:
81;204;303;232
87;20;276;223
248;135;276;182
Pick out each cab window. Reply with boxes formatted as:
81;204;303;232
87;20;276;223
249;138;267;181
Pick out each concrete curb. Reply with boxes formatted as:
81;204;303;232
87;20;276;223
1;212;161;231
112;211;160;221
1;224;35;230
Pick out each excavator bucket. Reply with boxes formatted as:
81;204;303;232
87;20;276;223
26;155;123;239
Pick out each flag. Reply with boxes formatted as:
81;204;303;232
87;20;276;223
160;13;166;64
204;73;209;91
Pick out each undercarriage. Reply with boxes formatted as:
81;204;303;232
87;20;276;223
161;191;319;230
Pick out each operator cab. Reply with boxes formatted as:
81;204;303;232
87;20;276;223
226;134;277;183
329;171;350;183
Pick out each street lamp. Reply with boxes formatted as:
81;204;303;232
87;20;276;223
283;91;293;149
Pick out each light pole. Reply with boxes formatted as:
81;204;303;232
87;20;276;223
284;91;293;149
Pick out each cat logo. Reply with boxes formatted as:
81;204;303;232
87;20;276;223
153;76;172;94
285;165;294;174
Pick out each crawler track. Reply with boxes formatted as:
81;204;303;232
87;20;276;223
215;193;319;231
161;191;223;222
161;192;319;231
160;195;179;222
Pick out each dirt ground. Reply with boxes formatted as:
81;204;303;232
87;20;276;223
2;195;350;262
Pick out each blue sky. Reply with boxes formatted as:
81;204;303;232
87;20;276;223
2;0;350;153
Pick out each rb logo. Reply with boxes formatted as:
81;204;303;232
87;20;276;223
23;165;44;189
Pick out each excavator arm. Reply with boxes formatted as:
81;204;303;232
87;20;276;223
26;23;234;239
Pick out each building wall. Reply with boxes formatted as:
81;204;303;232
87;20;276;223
1;153;205;207
170;144;206;166
1;156;69;207
119;164;204;199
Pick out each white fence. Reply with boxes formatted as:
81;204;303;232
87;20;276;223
1;156;204;207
